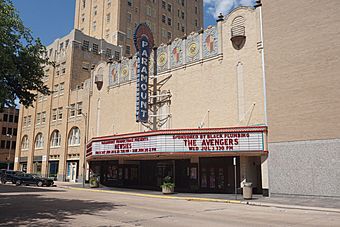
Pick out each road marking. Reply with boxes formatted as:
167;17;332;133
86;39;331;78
65;186;242;204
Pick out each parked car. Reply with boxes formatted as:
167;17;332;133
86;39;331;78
13;173;54;187
0;170;23;184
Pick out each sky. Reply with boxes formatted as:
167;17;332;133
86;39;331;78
12;0;255;46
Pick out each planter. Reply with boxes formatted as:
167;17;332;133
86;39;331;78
161;185;174;194
89;177;99;188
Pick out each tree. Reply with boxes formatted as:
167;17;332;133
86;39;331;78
0;0;51;108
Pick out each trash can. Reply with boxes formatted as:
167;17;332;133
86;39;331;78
243;182;252;200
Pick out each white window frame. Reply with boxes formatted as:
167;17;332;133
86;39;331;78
68;127;81;146
50;130;61;148
35;133;44;149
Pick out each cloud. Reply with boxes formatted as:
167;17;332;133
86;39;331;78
204;0;255;18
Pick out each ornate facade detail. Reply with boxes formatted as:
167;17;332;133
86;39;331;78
109;62;119;86
203;26;218;59
157;45;169;73
170;38;184;68
186;33;200;64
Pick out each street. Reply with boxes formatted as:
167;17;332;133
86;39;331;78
0;184;339;227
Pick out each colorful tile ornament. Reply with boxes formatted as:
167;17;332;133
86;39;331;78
109;62;119;86
170;39;184;68
203;26;218;59
157;45;168;73
130;54;138;80
120;58;130;83
186;33;200;64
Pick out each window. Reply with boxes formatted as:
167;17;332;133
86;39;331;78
82;40;90;51
162;15;166;23
21;135;29;150
58;107;63;120
195;19;198;27
167;31;172;39
9;115;13;122
3;114;8;122
195;6;198;14
27;116;31;126
69;104;76;117
2;127;6;135
146;6;152;16
181;11;185;20
68;127;80;146
127;13;132;23
50;130;61;147
41;112;46;124
128;0;132;6
125;45;131;55
77;102;83;115
0;140;5;149
36;113;41;125
107;0;111;8
52;109;57;121
182;26;185;32
106;13;111;23
23;117;27;127
54;84;59;96
106;48;112;58
62;68;66;74
6;141;10;149
114;51;120;61
93;6;97;16
92;43;99;54
82;0;86;8
7;128;12;135
167;3;172;12
167;17;172;26
11;141;16;150
162;1;166;9
92;21;97;31
13;128;17;136
60;82;64;95
65;40;69;48
60;42;64;51
181;0;184;6
35;133;44;149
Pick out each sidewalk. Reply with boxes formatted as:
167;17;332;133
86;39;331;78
55;181;340;213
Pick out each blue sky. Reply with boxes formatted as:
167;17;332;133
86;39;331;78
12;0;254;46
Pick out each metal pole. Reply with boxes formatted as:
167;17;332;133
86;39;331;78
234;157;237;200
83;113;87;188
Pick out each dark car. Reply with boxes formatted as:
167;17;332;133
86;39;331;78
13;173;54;187
0;170;23;184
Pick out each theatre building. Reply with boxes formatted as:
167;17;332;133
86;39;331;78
86;7;269;195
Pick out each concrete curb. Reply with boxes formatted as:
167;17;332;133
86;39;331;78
60;185;340;213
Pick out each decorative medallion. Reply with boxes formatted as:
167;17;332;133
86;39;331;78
186;33;200;64
157;45;169;73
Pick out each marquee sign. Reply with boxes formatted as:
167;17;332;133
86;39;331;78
134;23;154;123
88;127;267;157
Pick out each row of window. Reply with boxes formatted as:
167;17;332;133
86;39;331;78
0;140;16;150
23;116;32;127
2;127;17;136
1;113;18;123
21;127;80;150
47;39;70;57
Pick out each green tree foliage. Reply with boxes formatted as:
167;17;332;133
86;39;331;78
0;0;51;108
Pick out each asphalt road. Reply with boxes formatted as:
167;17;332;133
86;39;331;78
0;184;339;227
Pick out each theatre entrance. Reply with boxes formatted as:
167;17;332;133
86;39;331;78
199;157;240;193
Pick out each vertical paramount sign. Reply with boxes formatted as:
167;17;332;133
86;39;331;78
134;24;154;123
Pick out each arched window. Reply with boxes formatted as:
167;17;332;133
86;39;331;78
35;133;44;149
50;130;61;148
231;16;246;50
68;127;80;146
21;135;29;150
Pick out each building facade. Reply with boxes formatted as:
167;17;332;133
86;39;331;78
262;0;340;197
74;0;203;56
0;108;19;170
14;29;121;181
85;6;269;194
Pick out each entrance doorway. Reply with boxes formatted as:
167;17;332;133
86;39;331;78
199;157;240;193
67;161;78;182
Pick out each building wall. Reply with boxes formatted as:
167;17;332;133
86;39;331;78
0;108;19;169
88;7;265;140
74;0;203;56
262;0;340;196
14;30;120;181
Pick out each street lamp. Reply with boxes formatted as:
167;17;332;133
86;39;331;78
67;106;87;188
6;134;13;170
